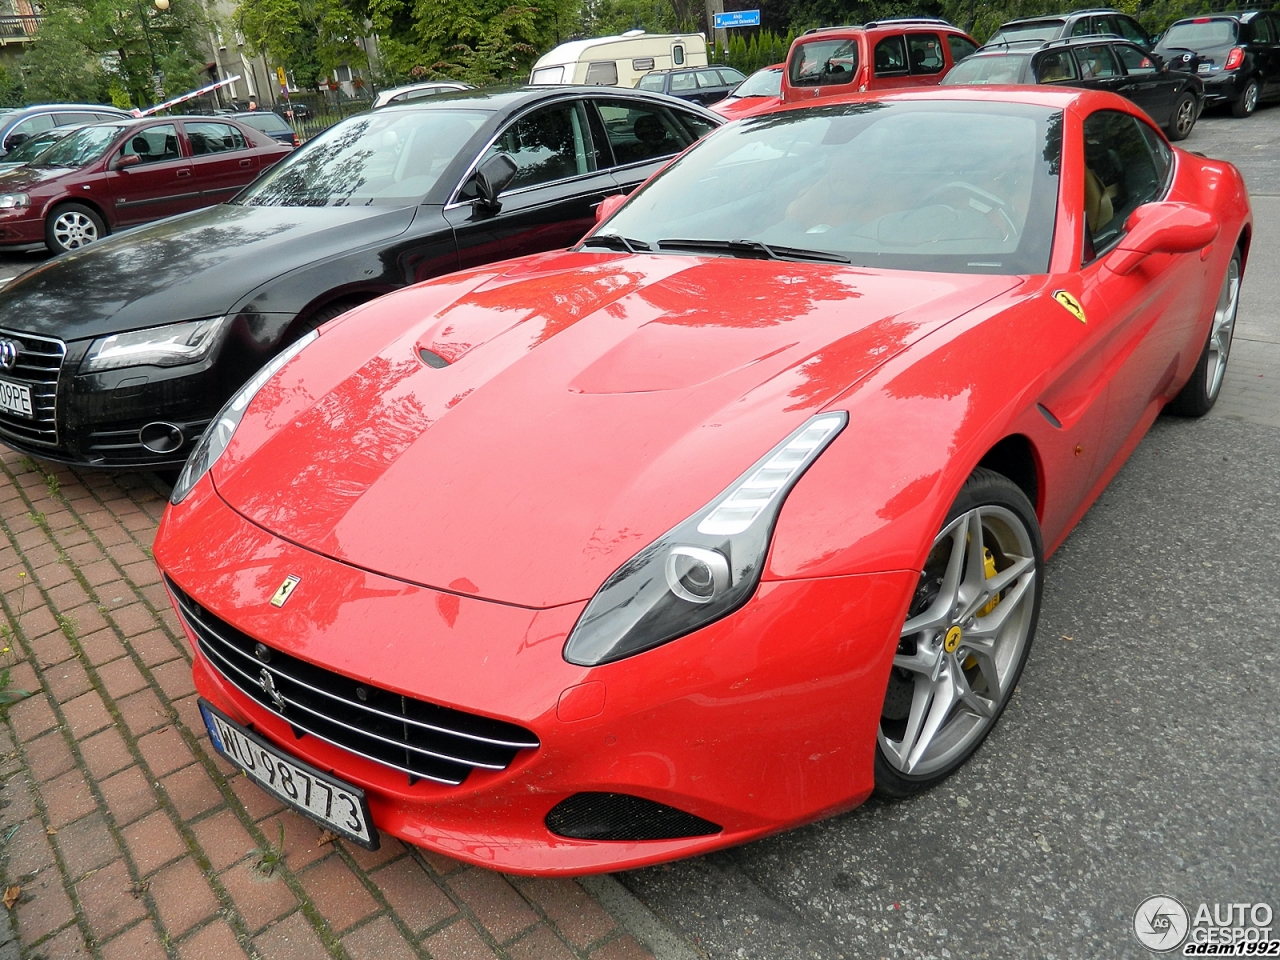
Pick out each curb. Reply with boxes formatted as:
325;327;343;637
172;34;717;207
580;874;704;960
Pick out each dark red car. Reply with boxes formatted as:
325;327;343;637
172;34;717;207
0;116;292;254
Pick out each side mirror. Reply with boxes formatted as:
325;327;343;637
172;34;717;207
112;153;143;170
470;152;517;211
1105;202;1218;275
3;133;27;151
594;193;627;224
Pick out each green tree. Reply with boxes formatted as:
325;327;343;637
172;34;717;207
22;0;207;107
237;0;368;89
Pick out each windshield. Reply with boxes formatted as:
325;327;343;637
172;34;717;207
590;101;1061;275
235;109;489;207
988;20;1064;44
731;67;783;98
4;129;75;163
1161;20;1236;48
790;39;860;86
943;54;1030;85
31;125;126;168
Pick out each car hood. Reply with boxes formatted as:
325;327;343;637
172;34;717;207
214;252;1020;608
0;203;418;340
0;164;79;193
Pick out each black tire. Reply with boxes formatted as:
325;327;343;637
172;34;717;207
294;298;367;338
874;467;1043;799
44;202;107;254
1231;78;1259;118
1166;91;1197;141
1167;250;1242;417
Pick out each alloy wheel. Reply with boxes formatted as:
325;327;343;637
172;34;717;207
1205;255;1241;401
52;211;99;250
878;505;1038;778
1175;98;1196;138
1244;82;1259;115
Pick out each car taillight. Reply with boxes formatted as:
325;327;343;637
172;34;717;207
293;134;301;146
1224;46;1245;70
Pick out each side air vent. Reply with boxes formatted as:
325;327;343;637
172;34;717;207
545;793;722;841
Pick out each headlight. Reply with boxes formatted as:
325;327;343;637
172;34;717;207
563;411;848;666
0;193;28;210
170;330;318;504
82;317;229;373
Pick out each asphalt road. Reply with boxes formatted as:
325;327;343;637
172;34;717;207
617;104;1280;959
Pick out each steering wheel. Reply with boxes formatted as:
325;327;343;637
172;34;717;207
917;181;1020;242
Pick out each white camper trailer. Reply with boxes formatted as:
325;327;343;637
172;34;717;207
529;31;709;88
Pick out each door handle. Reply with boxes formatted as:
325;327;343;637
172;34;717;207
176;169;191;177
239;159;252;167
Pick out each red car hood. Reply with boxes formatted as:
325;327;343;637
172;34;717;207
213;251;1019;608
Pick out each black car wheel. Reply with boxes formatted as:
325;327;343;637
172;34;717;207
1166;91;1197;141
45;202;106;254
1232;78;1259;118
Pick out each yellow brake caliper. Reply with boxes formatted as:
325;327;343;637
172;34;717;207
966;548;1000;671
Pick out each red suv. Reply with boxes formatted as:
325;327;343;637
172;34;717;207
782;18;979;103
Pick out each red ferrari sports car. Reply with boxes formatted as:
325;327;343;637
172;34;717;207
153;86;1251;875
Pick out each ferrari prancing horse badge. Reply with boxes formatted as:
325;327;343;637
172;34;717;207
270;575;301;608
1052;290;1087;324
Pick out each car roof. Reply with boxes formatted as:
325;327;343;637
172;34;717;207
979;34;1138;52
642;66;735;75
999;8;1125;26
10;103;130;114
776;84;1099;114
799;18;963;37
378;85;723;118
1168;10;1260;23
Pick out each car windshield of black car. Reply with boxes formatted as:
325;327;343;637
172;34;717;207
30;124;128;168
235;109;489;207
593;101;1062;275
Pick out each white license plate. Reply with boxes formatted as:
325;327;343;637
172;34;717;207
0;377;32;419
1198;63;1213;74
200;700;378;849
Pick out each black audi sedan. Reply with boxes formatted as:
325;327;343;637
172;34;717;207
0;87;720;469
945;36;1203;139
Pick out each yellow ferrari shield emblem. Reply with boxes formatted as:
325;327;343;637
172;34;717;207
1052;290;1087;324
944;625;963;653
269;575;301;608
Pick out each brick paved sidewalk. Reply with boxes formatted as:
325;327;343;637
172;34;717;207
0;449;658;960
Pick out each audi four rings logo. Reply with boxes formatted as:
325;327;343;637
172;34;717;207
0;339;17;372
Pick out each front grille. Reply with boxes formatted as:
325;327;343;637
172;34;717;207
167;578;540;786
0;329;65;448
545;793;722;841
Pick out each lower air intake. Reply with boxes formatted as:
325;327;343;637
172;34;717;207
545;793;721;841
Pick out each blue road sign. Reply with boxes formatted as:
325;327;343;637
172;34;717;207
714;9;761;28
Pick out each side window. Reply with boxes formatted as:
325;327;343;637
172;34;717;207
1075;44;1121;79
185;121;247;155
1093;15;1122;38
947;34;978;63
121;124;181;164
596;100;687;167
1034;51;1079;83
717;68;746;84
482;103;596;191
672;44;685;66
790;39;859;86
874;36;909;76
584;61;618;85
669;71;697;92
674;111;716;140
1082;110;1166;260
1114;43;1157;75
1115;16;1151;46
8;114;55;147
906;33;945;74
55;112;100;125
1070;18;1095;37
636;74;665;92
695;70;723;88
1253;17;1275;44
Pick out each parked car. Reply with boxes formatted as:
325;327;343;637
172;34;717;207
0;116;292;255
636;66;748;105
0;88;720;468
1155;11;1280;118
986;8;1154;51
0;123;86;174
235;110;301;147
944;37;1204;140
530;30;708;86
373;82;473;109
154;86;1250;874
0;104;131;158
711;63;784;118
781;19;978;104
273;101;310;121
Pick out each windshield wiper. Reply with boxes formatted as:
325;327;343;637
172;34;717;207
579;233;651;253
657;238;850;264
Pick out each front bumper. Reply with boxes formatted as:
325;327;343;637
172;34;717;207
155;475;914;874
0;211;45;246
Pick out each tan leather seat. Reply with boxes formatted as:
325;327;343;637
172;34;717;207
1084;167;1115;234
